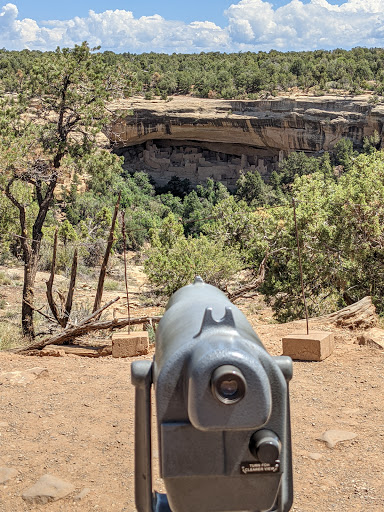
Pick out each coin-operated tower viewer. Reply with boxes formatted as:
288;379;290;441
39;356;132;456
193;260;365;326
132;277;293;512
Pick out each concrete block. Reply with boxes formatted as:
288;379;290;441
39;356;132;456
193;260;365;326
282;331;334;361
112;331;149;358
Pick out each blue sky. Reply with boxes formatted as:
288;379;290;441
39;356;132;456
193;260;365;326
1;1;384;53
11;1;346;24
10;1;235;25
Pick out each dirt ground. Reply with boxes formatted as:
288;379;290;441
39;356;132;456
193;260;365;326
0;266;384;511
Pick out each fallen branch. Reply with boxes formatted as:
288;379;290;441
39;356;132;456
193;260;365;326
77;297;121;326
13;314;162;353
13;296;121;353
23;299;58;324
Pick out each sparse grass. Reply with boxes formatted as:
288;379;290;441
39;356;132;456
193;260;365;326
77;265;98;280
2;310;18;320
138;290;166;307
0;271;12;286
104;279;121;292
0;270;23;287
0;298;6;309
245;298;265;316
0;321;24;350
69;300;93;324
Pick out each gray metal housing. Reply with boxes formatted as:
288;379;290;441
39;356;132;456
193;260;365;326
132;278;293;512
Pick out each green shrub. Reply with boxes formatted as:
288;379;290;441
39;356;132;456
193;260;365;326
144;215;243;296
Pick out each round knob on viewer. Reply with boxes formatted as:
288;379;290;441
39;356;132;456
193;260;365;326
249;430;281;465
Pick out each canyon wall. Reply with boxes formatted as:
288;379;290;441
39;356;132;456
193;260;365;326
108;95;384;189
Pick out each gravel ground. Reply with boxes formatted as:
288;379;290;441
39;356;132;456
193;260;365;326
0;322;383;512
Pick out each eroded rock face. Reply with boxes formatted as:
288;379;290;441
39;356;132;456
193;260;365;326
108;95;384;188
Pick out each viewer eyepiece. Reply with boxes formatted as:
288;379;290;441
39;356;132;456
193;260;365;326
211;365;247;404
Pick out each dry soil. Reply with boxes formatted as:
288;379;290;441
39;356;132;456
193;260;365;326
0;267;383;512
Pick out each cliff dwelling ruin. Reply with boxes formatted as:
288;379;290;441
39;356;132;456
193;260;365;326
114;139;284;191
108;95;384;190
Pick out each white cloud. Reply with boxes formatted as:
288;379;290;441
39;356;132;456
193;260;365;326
225;0;384;50
0;1;384;53
227;0;277;44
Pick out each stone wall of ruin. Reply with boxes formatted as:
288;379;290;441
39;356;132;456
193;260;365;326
117;140;286;190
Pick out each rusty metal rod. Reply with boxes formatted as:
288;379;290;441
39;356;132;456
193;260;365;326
292;198;309;335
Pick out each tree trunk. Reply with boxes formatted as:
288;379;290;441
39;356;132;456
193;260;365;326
22;251;39;338
93;194;120;313
46;230;78;328
4;173;58;339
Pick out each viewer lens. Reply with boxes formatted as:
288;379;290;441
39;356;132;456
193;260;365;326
211;365;247;404
220;379;238;397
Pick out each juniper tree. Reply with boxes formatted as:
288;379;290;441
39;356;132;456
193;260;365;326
0;42;123;338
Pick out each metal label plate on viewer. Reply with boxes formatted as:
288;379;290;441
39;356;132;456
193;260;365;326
240;461;280;475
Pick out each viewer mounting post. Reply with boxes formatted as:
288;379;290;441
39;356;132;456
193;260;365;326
292;198;309;335
121;211;131;334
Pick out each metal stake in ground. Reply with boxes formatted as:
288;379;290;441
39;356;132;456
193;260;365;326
121;211;131;335
292;198;309;335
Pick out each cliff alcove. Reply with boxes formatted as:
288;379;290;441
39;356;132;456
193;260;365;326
108;95;384;189
113;138;282;191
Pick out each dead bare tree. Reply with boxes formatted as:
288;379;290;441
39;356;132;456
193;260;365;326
228;248;286;302
93;194;121;313
46;229;78;328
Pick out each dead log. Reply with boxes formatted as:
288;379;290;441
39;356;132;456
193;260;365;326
12;297;120;353
39;344;111;357
320;296;378;330
13;314;162;353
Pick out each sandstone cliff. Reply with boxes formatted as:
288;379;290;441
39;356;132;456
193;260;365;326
108;95;384;189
